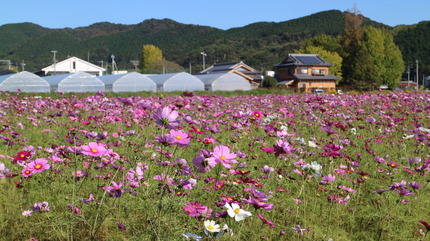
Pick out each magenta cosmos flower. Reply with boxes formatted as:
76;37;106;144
27;158;50;173
209;145;238;169
153;106;180;129
81;142;107;157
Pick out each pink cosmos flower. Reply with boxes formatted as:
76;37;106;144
167;129;190;147
106;181;124;198
81;142;107;157
33;201;50;212
27;158;50;173
192;149;217;173
251;110;263;120
22;167;34;177
22;210;33;217
209;145;237;169
257;213;276;228
183;201;212;220
242;197;274;210
153;106;180;129
319;174;336;185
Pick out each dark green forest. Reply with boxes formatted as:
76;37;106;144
0;10;428;77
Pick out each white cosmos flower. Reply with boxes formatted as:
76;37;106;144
224;203;252;221
203;220;221;233
308;140;317;148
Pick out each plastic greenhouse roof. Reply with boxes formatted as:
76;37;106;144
195;72;251;91
43;72;104;92
98;72;157;92
148;72;204;91
0;71;50;92
98;72;156;86
43;72;104;85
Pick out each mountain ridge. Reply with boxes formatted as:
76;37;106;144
0;10;428;74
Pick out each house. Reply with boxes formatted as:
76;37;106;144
275;54;338;93
198;61;263;88
39;56;106;76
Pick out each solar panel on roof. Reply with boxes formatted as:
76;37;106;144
296;56;324;65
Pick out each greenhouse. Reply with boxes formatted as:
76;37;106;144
195;73;252;91
98;72;156;92
0;71;50;93
148;72;204;92
43;72;105;92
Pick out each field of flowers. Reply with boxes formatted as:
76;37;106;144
0;90;429;241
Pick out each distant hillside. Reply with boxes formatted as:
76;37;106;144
0;10;427;74
394;21;430;73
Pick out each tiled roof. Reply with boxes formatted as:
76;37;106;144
276;54;333;67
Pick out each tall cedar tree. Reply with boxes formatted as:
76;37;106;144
338;7;364;86
352;27;404;90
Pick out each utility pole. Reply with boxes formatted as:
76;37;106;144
201;51;207;70
416;60;419;91
21;61;26;71
111;55;117;74
51;50;58;75
130;60;139;72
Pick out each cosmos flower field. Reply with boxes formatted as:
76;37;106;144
0;91;429;240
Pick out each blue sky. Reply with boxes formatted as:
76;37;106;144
2;0;429;29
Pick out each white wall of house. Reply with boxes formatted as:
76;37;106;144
42;56;106;76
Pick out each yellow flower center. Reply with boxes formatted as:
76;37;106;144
35;164;42;170
91;148;98;153
207;225;214;230
220;155;226;160
176;136;182;140
234;208;240;214
20;154;25;158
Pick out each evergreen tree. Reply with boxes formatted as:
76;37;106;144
139;44;163;70
339;6;364;86
352;27;404;90
381;29;404;89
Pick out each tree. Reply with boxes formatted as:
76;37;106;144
339;6;364;86
352;27;404;90
303;34;339;52
262;76;278;88
139;44;163;70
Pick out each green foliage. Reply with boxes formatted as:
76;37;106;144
262;76;278;87
139;44;163;70
302;34;340;52
394;21;430;74
351;27;404;90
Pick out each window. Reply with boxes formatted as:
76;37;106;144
312;69;326;75
297;68;308;74
73;61;76;70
